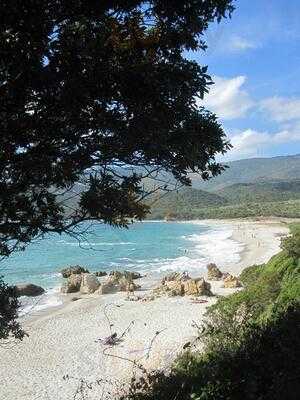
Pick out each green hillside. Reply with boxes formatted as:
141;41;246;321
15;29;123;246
149;187;226;209
216;180;300;204
191;154;300;191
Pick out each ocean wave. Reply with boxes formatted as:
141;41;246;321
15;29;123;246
19;287;62;316
56;241;135;246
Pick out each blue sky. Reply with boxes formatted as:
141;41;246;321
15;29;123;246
189;0;300;161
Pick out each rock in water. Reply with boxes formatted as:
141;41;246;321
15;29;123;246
223;274;242;288
95;271;107;277
15;283;45;297
108;270;142;283
61;274;82;293
80;273;100;294
207;263;223;280
60;265;89;278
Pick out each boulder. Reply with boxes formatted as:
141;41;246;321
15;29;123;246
195;278;212;296
60;265;89;278
207;263;223;281
80;273;100;294
15;283;45;297
95;271;107;277
61;274;82;294
165;280;184;296
118;276;140;292
183;278;212;296
182;279;199;296
109;270;142;282
223;275;242;289
161;271;190;285
95;282;119;295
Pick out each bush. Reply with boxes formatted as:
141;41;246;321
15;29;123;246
0;277;25;340
281;232;300;258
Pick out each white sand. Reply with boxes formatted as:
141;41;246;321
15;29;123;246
0;219;290;400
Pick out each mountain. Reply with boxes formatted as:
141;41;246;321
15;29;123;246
191;154;300;192
149;187;227;209
216;180;300;204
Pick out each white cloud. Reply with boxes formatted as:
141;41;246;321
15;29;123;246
260;96;300;122
227;35;257;52
225;127;300;160
201;75;254;120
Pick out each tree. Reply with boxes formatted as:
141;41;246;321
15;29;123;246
0;1;234;339
0;276;25;340
0;0;234;257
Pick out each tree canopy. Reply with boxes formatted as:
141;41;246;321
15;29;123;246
0;0;234;259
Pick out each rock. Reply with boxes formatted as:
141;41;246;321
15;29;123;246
222;272;231;280
61;274;82;293
223;275;242;288
165;280;184;296
95;271;107;277
95;282;119;295
109;270;142;282
118;276;140;292
127;271;142;280
207;263;223;280
80;273;100;294
195;278;212;296
182;279;199;296
183;278;212;296
71;297;81;302
161;271;190;285
15;283;45;297
60;265;89;278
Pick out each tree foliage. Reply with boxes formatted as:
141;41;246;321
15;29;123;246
0;277;25;340
0;0;233;257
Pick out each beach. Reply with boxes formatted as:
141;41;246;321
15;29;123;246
0;219;290;400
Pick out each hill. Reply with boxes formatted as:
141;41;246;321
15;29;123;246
191;154;300;191
216;180;300;204
147;187;227;219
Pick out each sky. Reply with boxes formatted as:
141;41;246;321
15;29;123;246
189;0;300;161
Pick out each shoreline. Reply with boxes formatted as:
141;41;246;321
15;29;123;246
0;218;290;400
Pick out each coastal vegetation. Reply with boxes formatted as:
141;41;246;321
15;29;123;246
123;224;300;400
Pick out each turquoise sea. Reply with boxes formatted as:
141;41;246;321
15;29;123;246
0;221;243;313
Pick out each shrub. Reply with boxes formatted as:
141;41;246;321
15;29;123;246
0;277;26;340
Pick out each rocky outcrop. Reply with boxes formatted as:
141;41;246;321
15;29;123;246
80;273;100;294
61;274;82;293
165;280;184;296
207;263;223;280
15;283;45;297
95;271;107;277
60;265;89;278
154;273;212;297
95;282;119;295
108;270;142;282
118;276;140;292
223;274;242;288
161;271;190;285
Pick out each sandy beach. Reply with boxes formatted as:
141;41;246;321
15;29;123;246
0;219;290;400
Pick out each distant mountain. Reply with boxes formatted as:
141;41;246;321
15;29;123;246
149;187;227;209
216;180;300;204
191;154;300;191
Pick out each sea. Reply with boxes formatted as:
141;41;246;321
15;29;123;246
0;221;244;314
